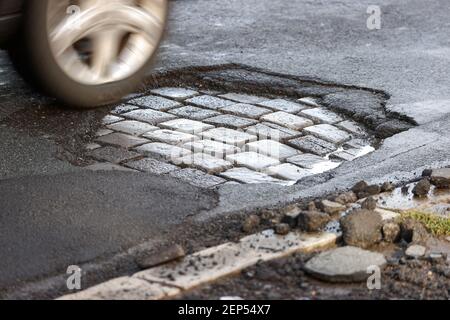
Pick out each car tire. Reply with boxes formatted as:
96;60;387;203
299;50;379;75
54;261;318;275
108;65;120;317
8;0;168;108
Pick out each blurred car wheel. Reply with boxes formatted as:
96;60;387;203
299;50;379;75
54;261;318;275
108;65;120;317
8;0;168;108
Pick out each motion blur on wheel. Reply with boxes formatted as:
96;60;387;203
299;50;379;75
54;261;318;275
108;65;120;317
9;0;168;108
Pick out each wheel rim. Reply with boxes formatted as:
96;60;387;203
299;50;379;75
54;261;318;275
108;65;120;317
46;0;167;85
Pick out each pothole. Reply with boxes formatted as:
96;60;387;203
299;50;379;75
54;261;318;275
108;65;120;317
1;65;415;187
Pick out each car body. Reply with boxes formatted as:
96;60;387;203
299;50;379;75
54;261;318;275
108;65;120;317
0;1;23;46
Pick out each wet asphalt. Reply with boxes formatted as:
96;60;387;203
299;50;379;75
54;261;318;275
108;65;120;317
1;0;450;297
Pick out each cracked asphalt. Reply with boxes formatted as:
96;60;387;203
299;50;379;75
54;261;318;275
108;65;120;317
1;0;450;298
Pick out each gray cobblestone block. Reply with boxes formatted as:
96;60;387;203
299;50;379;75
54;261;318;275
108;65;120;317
204;114;258;129
169;169;226;188
245;139;299;160
168;106;221;121
102;115;124;125
336;120;367;136
257;99;308;113
264;163;313;181
183;140;240;158
150;87;199;100
329;151;356;162
128;95;181;111
89;146;142;164
298;97;321;107
85;163;137;172
176;153;233;174
143;129;198;145
186;95;235;110
201;128;257;146
122;109;177;125
218;93;268;104
344;139;369;149
124;157;179;174
226;152;280;171
220;167;285;184
286;153;328;169
96;129;114;137
111;104;139;115
288;135;337;156
96;133;149;149
160;118;214;134
220;103;271;119
261;111;314;130
303;124;352;144
107;120;158;136
136;143;191;160
300;107;343;124
245;122;302;141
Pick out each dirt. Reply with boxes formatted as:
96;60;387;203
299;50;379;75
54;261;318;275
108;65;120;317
179;246;450;300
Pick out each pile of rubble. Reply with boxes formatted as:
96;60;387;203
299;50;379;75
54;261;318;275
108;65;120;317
241;167;450;283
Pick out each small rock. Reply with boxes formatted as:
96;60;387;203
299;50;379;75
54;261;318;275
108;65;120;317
361;196;377;210
304;246;387;283
135;244;186;269
382;222;401;243
428;252;445;263
334;191;358;205
401;185;410;194
297;211;331;232
352;180;368;194
340;209;383;249
381;182;395;192
275;223;290;235
358;184;381;199
307;201;317;211
430;168;450;188
412;179;431;197
280;205;301;227
242;215;261;233
422;169;432;177
400;219;430;244
446;236;450;243
405;244;426;259
320;200;346;215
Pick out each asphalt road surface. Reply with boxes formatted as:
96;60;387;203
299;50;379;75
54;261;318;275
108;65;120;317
1;0;450;297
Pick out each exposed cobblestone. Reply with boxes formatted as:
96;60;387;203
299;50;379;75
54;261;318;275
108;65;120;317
261;112;314;130
245;139;299;160
85;163;137;172
143;129;198;145
258;99;308;113
201;128;257;146
89;86;377;185
169;169;226;188
136;143;191;160
218;93;268;104
226;152;280;171
303;124;352;144
220;103;271;119
107;120;158;136
183;140;240;158
168;106;221;120
123;109;177;125
176;153;232;174
160;119;214;134
301;108;343;124
124;158;179;174
204;114;258;129
186;95;235;110
245;122;301;141
220;167;285;184
96;133;149;149
128;95;181;111
150;87;199;101
288;135;337;156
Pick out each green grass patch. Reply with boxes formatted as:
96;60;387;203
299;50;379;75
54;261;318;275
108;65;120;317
401;210;450;236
